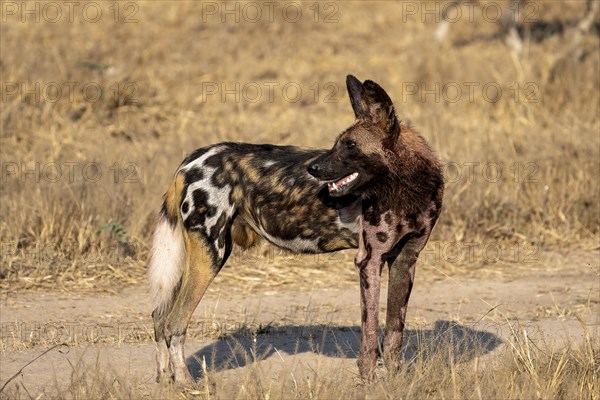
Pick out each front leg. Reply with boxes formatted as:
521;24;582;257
383;233;430;372
356;254;384;380
354;209;398;381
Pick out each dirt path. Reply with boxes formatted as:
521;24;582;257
1;263;598;397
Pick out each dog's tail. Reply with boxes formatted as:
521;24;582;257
148;173;186;315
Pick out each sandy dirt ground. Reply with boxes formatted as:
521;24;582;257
1;252;598;397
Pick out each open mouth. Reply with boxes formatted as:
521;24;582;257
327;172;358;194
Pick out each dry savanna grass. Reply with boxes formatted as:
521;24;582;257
0;0;599;399
1;0;598;293
1;319;598;399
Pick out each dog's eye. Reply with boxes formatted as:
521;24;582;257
345;140;356;149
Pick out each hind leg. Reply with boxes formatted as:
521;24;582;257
153;304;174;383
164;231;223;384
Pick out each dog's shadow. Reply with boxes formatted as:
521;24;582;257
186;320;502;379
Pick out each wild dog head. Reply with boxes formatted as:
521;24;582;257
307;75;402;197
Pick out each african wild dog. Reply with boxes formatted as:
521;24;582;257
149;75;444;384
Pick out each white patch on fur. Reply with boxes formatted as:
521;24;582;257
180;145;227;173
185;178;233;234
180;145;235;260
148;217;186;313
179;146;227;221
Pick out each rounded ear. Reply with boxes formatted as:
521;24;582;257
362;80;398;132
346;75;367;119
